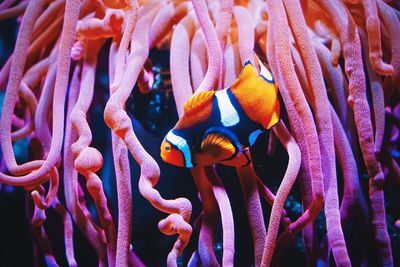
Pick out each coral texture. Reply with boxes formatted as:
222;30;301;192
0;0;399;266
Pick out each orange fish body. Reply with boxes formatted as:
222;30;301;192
160;61;280;168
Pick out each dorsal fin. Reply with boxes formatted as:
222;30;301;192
230;62;259;92
183;91;216;116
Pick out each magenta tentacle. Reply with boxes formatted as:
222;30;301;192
105;3;192;266
32;0;66;40
261;121;301;266
377;0;400;97
0;1;28;21
223;41;241;88
70;40;117;267
192;167;220;267
266;0;325;238
10;82;37;141
30;168;59;210
359;28;385;153
0;0;80;186
0;57;11;90
149;2;175;49
256;177;291;228
313;42;348;127
331;106;369;227
111;0;138;91
313;37;370;264
205;167;235;266
215;0;233;89
233;6;256;66
287;31;349;266
112;130;132;267
192;0;221;93
237;164;266;266
215;0;232;51
170;11;197;114
52;198;77;267
0;0;46;170
31;206;59;266
0;0;16;11
190;28;208;90
361;0;394;75
35;61;57;153
109;41;133;267
313;20;341;66
0;0;398;266
266;19;317;265
317;0;393;264
63;65;108;265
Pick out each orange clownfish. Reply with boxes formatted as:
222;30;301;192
160;60;280;168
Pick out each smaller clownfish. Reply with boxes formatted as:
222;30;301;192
160;59;280;168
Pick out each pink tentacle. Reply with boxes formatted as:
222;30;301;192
287;36;349;267
191;167;220;267
313;20;341;66
70;40;116;267
266;17;318;265
192;0;221;93
359;28;385;153
111;0;138;91
52;198;77;267
256;177;291;228
233;6;256;66
105;4;192;266
316;0;393;264
237;164;266;266
35;61;57;154
31;205;59;267
362;0;394;75
109;41;133;267
63;65;108;265
0;0;46;173
205;167;235;267
30;168;59;210
266;0;324;238
261;121;301;266
215;0;233;89
10;82;37;141
0;57;11;90
0;0;80;186
190;28;208;90
0;1;28;21
377;0;400;98
32;0;66;40
223;41;241;88
0;0;16;11
170;11;197;114
149;3;175;49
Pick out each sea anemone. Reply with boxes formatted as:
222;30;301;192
0;0;399;266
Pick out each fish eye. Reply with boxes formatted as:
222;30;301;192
165;145;171;151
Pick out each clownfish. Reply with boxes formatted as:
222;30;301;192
160;60;280;168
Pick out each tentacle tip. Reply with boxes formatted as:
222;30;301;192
375;62;394;76
31;190;49;210
395;220;400;230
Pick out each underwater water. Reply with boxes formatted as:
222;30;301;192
0;1;399;267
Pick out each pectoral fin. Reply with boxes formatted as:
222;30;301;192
201;132;237;161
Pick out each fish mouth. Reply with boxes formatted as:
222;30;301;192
160;151;168;162
161;154;181;167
